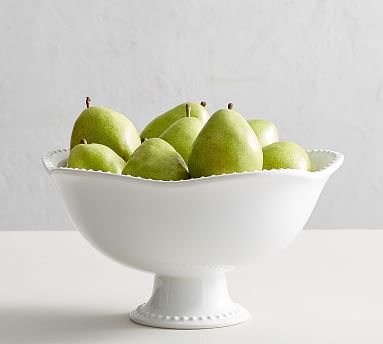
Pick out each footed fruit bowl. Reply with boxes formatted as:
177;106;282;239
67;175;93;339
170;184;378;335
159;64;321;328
43;148;343;329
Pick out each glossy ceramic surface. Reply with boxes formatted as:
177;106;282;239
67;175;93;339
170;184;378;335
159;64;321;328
43;148;343;329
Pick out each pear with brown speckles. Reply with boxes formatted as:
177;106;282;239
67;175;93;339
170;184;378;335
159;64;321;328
160;104;203;163
188;103;263;178
70;97;141;161
67;139;126;174
141;101;209;139
122;138;189;181
262;141;311;171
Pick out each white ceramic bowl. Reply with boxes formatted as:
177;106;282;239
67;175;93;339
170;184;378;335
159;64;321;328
43;148;343;329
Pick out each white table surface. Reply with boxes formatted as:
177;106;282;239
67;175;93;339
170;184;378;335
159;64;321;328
0;230;382;344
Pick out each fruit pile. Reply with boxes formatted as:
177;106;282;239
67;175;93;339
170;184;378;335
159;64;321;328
67;98;311;180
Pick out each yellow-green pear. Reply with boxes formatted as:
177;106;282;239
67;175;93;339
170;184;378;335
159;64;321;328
141;101;209;139
248;119;279;147
67;139;126;174
262;141;311;171
159;104;203;163
122;138;189;181
70;97;141;161
188;103;263;178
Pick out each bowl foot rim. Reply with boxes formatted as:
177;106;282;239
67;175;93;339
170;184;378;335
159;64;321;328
129;273;250;329
129;303;250;329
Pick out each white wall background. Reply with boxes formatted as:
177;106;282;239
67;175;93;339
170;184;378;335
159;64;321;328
0;0;382;230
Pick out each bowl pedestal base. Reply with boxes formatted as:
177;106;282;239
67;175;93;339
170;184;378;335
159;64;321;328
130;274;250;329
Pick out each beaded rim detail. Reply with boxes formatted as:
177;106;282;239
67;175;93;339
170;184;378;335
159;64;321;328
132;303;244;322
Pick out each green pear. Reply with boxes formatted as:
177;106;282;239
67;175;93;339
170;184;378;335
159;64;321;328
262;141;311;171
248;119;279;147
188;103;263;178
70;97;141;161
141;101;209;139
159;104;203;163
122;138;189;181
67;139;126;174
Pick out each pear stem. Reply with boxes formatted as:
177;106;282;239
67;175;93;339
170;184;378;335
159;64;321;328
141;137;148;143
80;138;87;144
228;103;233;110
200;101;207;107
86;97;91;109
185;104;191;117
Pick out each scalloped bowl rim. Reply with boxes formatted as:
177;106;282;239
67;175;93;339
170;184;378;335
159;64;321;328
42;148;344;184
